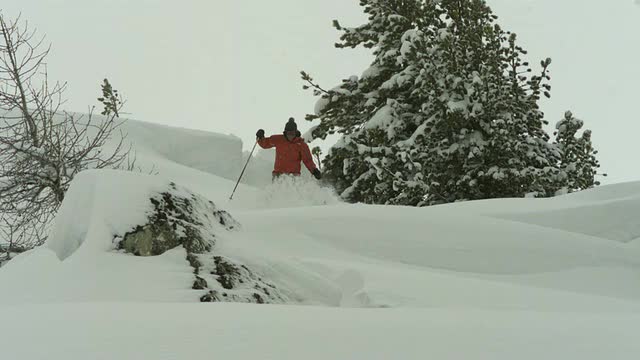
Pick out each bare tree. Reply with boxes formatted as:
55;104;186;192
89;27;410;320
0;13;132;249
0;213;40;266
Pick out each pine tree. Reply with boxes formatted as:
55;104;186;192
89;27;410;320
303;0;600;205
554;111;602;192
404;0;566;204
302;0;438;204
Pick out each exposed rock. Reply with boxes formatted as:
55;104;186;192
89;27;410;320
119;223;180;256
200;290;221;302
116;182;291;304
186;253;202;274
214;256;240;289
118;183;236;256
192;276;208;290
193;254;287;304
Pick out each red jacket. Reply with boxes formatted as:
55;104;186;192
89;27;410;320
258;134;317;175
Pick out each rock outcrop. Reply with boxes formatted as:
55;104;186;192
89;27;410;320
116;182;288;304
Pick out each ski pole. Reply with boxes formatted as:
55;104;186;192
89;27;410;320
229;141;258;200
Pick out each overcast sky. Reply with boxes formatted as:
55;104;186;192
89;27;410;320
1;0;639;184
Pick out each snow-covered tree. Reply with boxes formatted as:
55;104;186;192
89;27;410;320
303;0;600;205
554;111;602;192
302;0;438;204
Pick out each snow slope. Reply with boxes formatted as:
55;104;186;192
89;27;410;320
2;117;640;358
4;303;640;360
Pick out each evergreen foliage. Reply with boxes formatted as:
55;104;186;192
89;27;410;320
303;0;602;205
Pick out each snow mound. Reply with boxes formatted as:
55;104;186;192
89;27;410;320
46;170;165;260
433;181;640;243
0;169;302;305
120;119;244;182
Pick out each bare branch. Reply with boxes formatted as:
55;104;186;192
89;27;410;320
0;13;135;256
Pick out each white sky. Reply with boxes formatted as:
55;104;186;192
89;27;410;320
1;0;639;184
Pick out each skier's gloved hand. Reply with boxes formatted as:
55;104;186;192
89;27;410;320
312;168;322;180
256;129;265;139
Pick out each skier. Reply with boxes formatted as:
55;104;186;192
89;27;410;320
256;117;322;181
